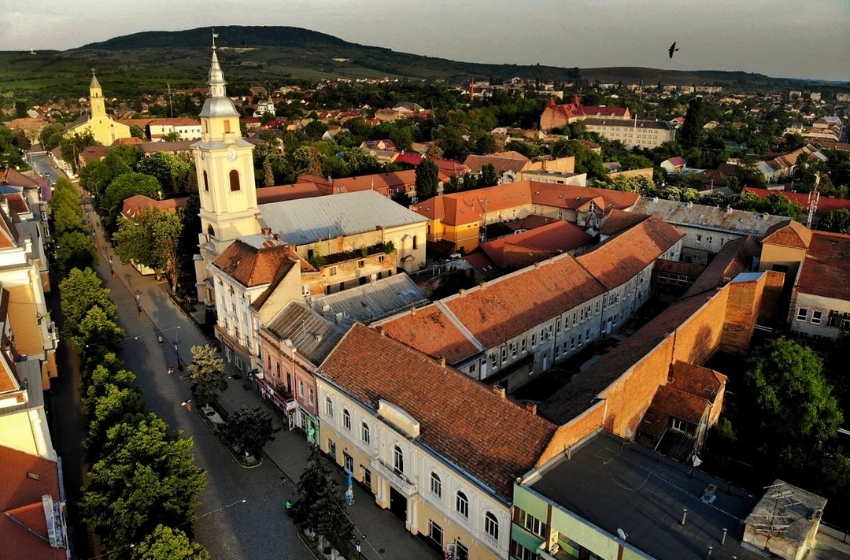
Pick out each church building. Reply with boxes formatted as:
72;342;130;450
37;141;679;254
65;71;131;147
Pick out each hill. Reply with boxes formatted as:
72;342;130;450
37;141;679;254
0;26;843;100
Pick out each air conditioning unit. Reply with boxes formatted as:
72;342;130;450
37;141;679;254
548;543;560;554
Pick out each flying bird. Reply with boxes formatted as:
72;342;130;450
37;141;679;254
668;42;679;59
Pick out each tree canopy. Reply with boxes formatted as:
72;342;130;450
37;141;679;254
186;345;227;406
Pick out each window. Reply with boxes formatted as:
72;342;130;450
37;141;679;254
670;418;684;432
378;255;385;263
484;512;499;540
229;169;240;192
203;170;209;191
796;308;809;321
430;472;442;498
811;310;823;325
454;540;469;560
456;491;469;518
511;541;535;560
393;445;404;474
343;409;351;430
328;439;336;459
328;267;337;276
556;317;561;333
531;333;536;348
428;520;443;547
490;353;497;369
325;397;334;418
298;380;304;397
361;422;370;445
363;468;372;488
358;259;365;268
510;342;517;358
520;338;527;353
519;510;545;537
224;120;231;133
344;452;353;473
413;235;418;250
308;389;314;406
500;346;507;362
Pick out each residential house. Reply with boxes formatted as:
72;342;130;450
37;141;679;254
629;197;786;265
331;170;420;200
147;117;202;142
316;323;558;560
414;181;640;254
660;156;687;174
478;221;593;272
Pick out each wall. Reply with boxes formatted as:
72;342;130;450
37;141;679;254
721;275;767;353
790;292;850;339
537;405;606;467
672;289;729;366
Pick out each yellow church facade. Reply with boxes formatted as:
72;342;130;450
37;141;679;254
65;72;131;147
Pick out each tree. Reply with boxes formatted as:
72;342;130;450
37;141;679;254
131;525;210;560
820;209;850;234
55;230;97;275
220;406;274;458
113;207;183;291
129;125;146;139
80;413;206;552
100;172;161;231
60;131;98;174
480;163;499;187
161;131;182;142
680;97;708;149
85;383;146;461
59;268;117;339
136;152;191;196
743;337;842;451
415;158;440;200
293;446;354;553
75;305;125;363
424;144;444;160
263;155;275;187
443;174;462;194
186;345;227;406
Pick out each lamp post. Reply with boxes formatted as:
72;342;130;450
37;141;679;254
134;289;143;316
173;337;183;370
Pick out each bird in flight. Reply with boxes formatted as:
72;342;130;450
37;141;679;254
669;42;679;59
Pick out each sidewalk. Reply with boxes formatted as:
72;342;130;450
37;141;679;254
92;219;438;560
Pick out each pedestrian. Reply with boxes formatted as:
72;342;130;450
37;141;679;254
158;334;163;345
168;364;174;375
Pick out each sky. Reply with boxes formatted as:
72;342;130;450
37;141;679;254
1;0;848;82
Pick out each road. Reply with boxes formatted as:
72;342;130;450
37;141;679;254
26;150;63;184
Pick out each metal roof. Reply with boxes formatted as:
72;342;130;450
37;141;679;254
264;301;344;366
258;191;427;246
310;274;428;327
630;197;786;237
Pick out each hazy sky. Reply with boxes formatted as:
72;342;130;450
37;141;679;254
2;0;848;81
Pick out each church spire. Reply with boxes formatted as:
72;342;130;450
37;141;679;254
90;69;101;91
199;30;239;119
208;30;227;99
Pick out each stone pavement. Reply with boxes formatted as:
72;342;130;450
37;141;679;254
90;216;438;560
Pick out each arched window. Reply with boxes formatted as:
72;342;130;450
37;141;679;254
325;397;334;418
361;422;370;445
484;512;499;540
207;224;215;237
229;169;240;192
342;409;351;430
203;170;209;191
430;472;442;498
393;445;404;474
456;491;468;518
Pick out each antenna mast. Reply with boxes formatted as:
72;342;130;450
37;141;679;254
806;172;820;229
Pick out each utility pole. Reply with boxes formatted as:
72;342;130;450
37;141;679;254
167;83;174;118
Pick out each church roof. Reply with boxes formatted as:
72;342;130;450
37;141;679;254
90;71;101;90
199;42;239;119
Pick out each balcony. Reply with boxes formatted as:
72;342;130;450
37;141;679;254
370;457;417;494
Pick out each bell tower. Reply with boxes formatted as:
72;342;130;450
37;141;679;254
192;31;261;304
89;70;106;118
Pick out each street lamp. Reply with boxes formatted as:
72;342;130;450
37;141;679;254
173;337;183;370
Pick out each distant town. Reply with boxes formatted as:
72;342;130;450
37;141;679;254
1;31;849;560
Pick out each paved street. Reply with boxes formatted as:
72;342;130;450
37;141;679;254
86;220;439;559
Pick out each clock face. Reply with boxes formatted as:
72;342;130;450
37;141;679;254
228;149;237;161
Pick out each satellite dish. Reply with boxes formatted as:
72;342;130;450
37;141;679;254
624;427;633;439
617;528;628;541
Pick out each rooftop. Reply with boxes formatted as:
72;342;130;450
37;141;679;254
796;230;850;302
630;197;786;237
529;432;763;560
310;273;428;327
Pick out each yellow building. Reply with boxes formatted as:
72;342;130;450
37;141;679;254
66;71;131;147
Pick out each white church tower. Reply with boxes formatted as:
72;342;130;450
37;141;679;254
192;32;261;306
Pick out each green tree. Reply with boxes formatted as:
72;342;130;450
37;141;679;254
443;174;462;194
14;100;27;118
129;125;146;139
60;130;98;174
82;360;138;418
113;207;183;291
480;163;499;187
263;155;275;187
80;413;206;552
679;97;708;149
59;268;117;339
820;209;850;234
415;158;440;200
186;345;227;406
221;406;275;458
131;525;210;560
85;382;146;461
101;172;161;231
136;152;191;196
75;305;125;363
293;446;354;553
475;133;498;155
161;131;182;142
55;231;97;275
743;337;842;450
39;123;65;150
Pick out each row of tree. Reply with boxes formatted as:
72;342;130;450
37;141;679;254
50;178;209;558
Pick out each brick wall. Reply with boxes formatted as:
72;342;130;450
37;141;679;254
537;404;606;466
721;275;767;353
673;290;729;365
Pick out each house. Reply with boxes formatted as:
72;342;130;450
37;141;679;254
660;156;687;173
147;117;202;142
540;96;631;130
478;220;593;271
629;197;786;265
414;181;640;254
316;323;558;560
330;170;420;200
743;187;850;227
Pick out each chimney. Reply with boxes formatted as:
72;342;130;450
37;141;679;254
23;237;33;255
273;233;281;242
410;306;417;315
525;402;537;414
492;386;506;399
439;357;446;367
377;326;385;336
261;227;272;238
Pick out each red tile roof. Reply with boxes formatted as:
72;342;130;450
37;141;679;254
0;167;40;188
761;219;812;249
256;183;326;204
576;216;684;290
378;304;481;364
443;253;605;349
796;230;850;302
318;324;556;499
120;194;189;220
0;446;66;560
333;170;418;195
463;152;530;174
670;360;726;399
600;208;650;236
639;385;710;439
212;239;296;288
148;117;200;127
744;187;850;216
480;221;592;268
